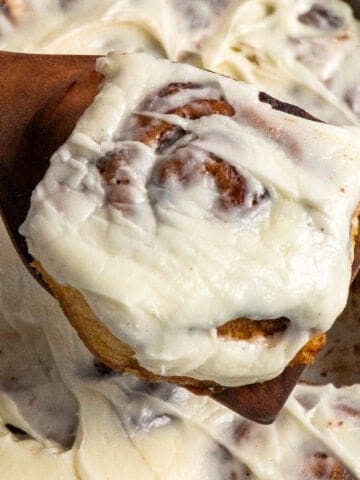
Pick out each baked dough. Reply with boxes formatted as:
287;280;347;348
21;53;360;388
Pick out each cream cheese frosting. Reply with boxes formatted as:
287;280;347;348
1;0;360;125
1;0;359;387
1;215;360;478
0;0;360;478
20;51;360;386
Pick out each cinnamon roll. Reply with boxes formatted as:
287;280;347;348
20;53;360;392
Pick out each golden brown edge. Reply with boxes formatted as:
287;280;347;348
32;261;326;395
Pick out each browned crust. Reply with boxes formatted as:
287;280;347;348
32;261;326;395
291;332;326;365
217;317;289;340
218;318;326;366
351;206;360;280
29;194;358;398
32;261;224;392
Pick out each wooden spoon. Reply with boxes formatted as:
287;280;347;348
0;51;358;424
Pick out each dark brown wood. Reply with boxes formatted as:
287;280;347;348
346;0;360;19
213;364;306;424
0;51;101;286
0;51;358;425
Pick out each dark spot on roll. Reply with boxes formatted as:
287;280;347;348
136;381;179;402
298;4;344;30
172;0;231;29
93;359;115;376
156;126;188;154
218;444;234;462
305;451;355;479
59;0;76;9
265;3;276;16
336;403;360;418
314;452;328;459
97;151;131;185
246;54;260;66
211;444;254;479
6;424;32;440
258;91;322;122
344;86;360;115
157;82;198;97
233;420;252;443
0;1;9;15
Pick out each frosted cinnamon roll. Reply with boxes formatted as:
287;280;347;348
207;0;360;126
20;53;360;389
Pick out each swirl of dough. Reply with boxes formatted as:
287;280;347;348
97;81;268;220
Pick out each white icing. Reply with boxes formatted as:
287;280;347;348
20;52;360;386
0;0;360;476
0;221;360;478
1;0;360;125
2;0;358;386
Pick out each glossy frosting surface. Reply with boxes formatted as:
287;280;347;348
1;0;360;125
0;0;360;477
2;216;360;478
20;54;360;385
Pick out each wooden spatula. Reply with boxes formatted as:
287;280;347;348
0;51;358;424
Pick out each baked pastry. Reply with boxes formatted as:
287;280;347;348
20;52;360;393
1;224;360;479
207;0;360;126
3;199;360;478
1;0;359;130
